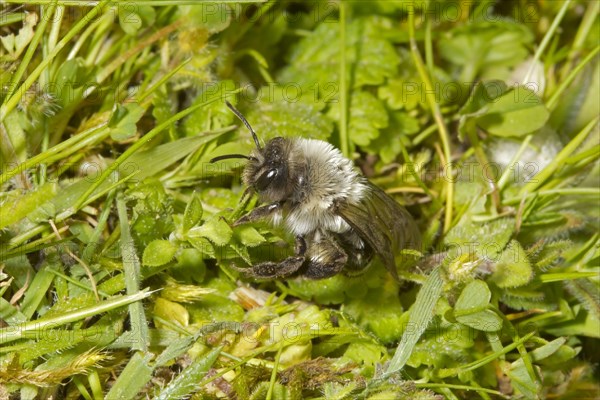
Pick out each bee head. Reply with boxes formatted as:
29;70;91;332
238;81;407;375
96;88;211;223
210;102;293;202
244;137;293;202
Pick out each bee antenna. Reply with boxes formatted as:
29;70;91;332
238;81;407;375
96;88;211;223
225;101;262;151
210;154;252;163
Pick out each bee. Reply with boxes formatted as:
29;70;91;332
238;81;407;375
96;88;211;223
211;101;421;280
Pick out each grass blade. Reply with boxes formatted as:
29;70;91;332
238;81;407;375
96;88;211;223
117;192;149;352
0;289;152;345
105;351;154;400
154;346;222;400
386;267;443;374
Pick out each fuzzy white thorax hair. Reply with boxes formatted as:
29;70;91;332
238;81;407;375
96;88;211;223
276;138;367;236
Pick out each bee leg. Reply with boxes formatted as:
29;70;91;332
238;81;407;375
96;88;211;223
303;235;348;279
232;256;306;280
295;235;307;256
233;202;282;226
338;233;374;276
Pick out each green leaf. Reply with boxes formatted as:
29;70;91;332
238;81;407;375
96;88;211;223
458;80;509;140
344;342;386;367
444;217;515;268
187;237;216;259
347;91;388;146
476;86;550;137
286;264;391;304
142;240;178;267
379;77;424;111
278;16;400;90
118;5;156;35
506;338;568;400
343;281;404;343
235;226;266;247
189;216;232;246
108;103;145;141
3;109;27;161
0;12;37;59
328;91;388;147
244;98;333;142
183;192;203;233
189;278;244;322
50;57;92;107
489;240;533;288
127;180;174;248
287;274;365;305
529;337;566;361
455;280;502;332
546;308;600;338
455;280;491;315
456;309;503;332
439;20;533;81
153;297;189;328
507;361;540;398
460;80;509;116
364;110;420;163
178;5;231;34
0;183;57;229
173;248;206;283
564;278;600;320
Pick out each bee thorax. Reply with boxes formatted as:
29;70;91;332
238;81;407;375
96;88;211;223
283;138;366;236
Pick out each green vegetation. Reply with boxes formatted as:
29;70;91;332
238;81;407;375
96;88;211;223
0;1;598;399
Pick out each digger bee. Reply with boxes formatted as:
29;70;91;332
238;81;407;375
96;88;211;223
211;101;421;280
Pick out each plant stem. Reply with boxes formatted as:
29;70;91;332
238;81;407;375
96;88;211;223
407;8;454;233
339;0;349;158
523;0;572;85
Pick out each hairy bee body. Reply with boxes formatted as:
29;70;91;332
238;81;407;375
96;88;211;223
244;137;365;236
215;102;421;280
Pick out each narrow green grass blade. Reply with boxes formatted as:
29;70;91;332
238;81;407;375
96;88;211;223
6;325;117;363
540;272;599;283
0;183;57;229
154;346;222;400
0;289;151;345
117;193;149;352
19;266;56;319
123;129;232;181
82;190;116;264
23;169;128;226
547;45;600;110
0;297;28;325
154;335;195;367
386;267;443;374
0;237;71;262
105;351;154;400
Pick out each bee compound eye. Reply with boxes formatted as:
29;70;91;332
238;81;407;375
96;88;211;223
255;168;278;191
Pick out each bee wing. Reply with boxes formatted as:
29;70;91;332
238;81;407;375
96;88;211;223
337;182;421;280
